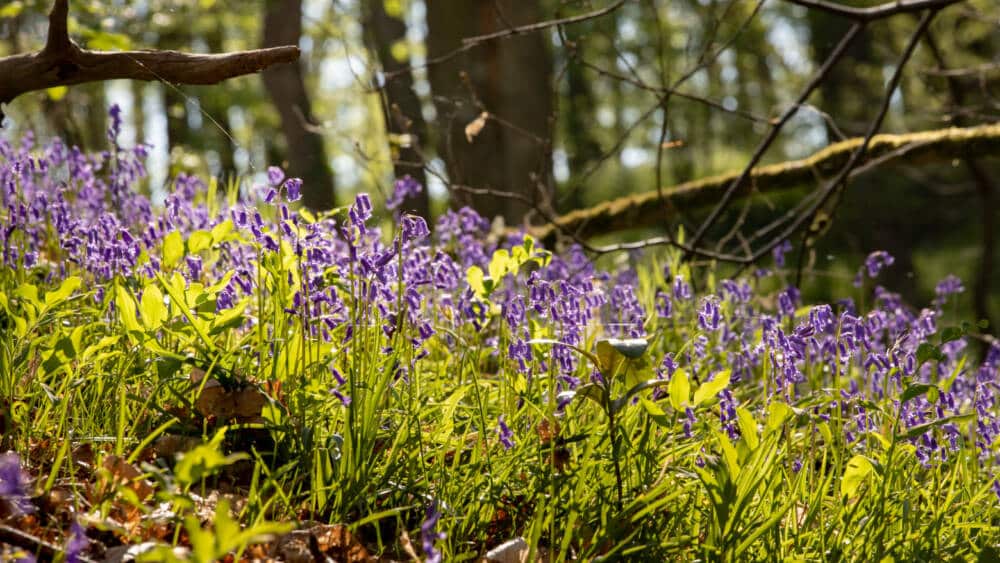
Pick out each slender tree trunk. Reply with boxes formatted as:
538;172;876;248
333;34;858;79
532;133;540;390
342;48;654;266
261;0;336;210
362;0;430;219
425;0;553;226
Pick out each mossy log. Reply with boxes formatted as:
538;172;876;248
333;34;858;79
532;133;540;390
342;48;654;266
532;122;1000;243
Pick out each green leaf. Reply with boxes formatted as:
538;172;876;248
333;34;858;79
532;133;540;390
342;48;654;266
488;249;512;283
466;266;488;299
916;343;943;365
896;413;974;442
188;230;212;254
841;454;874;498
595;338;648;377
941;326;964;344
766;401;794;433
115;285;143;334
211;219;234;243
174;429;248;487
162;231;184;269
736;406;759;450
140;285;166;331
669;370;690;411
44;276;81;307
900;383;936;405
693;369;731;406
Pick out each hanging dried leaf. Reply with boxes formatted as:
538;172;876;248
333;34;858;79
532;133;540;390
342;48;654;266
465;112;490;143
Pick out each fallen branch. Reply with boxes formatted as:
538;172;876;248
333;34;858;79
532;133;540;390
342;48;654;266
532;121;1000;243
0;0;299;121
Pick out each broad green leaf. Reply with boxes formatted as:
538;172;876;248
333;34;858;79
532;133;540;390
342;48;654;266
596;338;648;376
211;219;234;243
467;265;487;299
841;454;874;498
162;231;184;269
694;369;731;406
174;429;248;487
115;285;142;333
736;406;759;450
715;429;740;476
15;283;41;308
44;276;81;307
140;285;166;331
188;230;212;254
916;343;944;365
900;383;936;405
766;401;794;433
669;369;690;411
489;249;511;282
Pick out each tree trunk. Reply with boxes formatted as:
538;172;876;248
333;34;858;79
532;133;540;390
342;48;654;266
425;0;553;226
362;0;431;219
261;0;336;210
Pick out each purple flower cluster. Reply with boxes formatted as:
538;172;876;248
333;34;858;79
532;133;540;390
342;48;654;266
4;109;1000;518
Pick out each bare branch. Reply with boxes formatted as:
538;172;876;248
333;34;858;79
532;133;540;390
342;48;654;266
746;8;941;264
684;21;864;256
782;0;965;21
0;0;299;121
460;0;626;46
531;120;1000;244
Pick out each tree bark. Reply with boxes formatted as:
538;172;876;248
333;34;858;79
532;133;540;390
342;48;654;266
425;0;554;226
362;0;430;219
261;0;336;210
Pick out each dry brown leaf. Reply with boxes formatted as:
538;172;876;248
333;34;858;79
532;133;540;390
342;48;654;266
102;455;154;501
465;112;489;143
194;379;268;421
152;434;202;459
310;523;372;562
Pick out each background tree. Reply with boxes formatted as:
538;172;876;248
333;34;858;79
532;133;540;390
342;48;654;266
424;0;555;225
261;0;336;210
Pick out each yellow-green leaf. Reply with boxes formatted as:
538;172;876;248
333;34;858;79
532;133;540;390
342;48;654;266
162;231;184;269
188;230;212;254
693;369;731;406
766;401;794;433
736;406;759;450
669;369;690;411
489;249;511;283
115;285;142;333
140;285;166;331
211;219;234;244
44;276;81;307
841;454;874;498
467;265;487;299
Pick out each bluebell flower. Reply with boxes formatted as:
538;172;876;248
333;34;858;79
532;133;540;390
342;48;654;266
421;502;446;563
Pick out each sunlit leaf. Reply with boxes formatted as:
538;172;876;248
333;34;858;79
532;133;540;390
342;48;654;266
841;454;874;498
693;369;731;406
669;369;690;411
